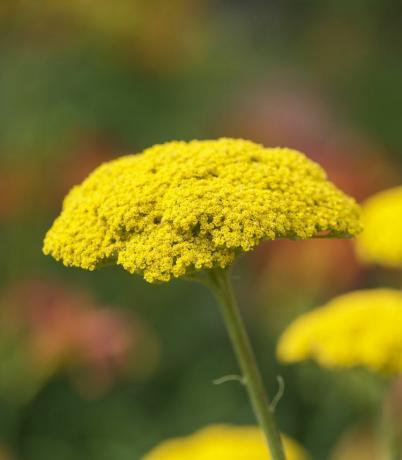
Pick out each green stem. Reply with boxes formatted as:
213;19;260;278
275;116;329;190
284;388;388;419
206;268;286;460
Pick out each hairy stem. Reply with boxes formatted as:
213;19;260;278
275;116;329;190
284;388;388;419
206;268;286;460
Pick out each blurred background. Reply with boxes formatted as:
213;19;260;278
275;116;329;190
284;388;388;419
1;1;402;459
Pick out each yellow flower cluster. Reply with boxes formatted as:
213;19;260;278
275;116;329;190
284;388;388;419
356;186;402;269
277;289;402;375
143;424;306;460
43;138;361;282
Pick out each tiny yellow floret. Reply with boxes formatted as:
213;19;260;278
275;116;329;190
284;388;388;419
143;424;307;460
356;186;402;269
43;138;361;282
277;289;402;375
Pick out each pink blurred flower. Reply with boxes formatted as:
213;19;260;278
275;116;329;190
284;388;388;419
0;163;38;221
252;239;363;324
0;136;118;220
55;134;118;201
1;279;158;398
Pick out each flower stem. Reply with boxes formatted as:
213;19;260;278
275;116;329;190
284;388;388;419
206;268;286;460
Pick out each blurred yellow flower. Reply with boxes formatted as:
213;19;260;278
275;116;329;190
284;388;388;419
277;289;402;374
356;186;402;269
44;138;361;282
143;424;307;460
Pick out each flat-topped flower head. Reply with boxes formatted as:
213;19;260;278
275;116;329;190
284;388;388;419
356;186;402;269
143;424;306;460
277;289;402;375
43;138;361;282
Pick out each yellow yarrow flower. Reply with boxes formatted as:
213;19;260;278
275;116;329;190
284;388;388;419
277;289;402;375
143;424;307;460
356;186;402;268
43;138;361;282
